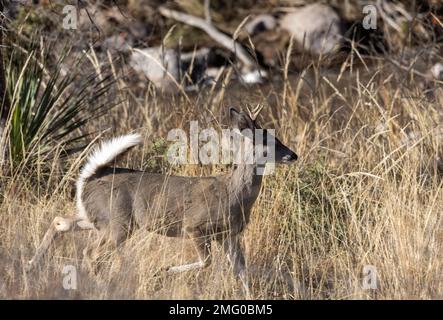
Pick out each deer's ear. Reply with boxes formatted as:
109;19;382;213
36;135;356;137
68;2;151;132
229;107;254;131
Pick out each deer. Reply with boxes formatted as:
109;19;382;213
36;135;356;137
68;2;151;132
27;106;298;295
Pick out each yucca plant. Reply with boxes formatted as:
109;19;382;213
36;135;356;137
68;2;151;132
3;42;116;172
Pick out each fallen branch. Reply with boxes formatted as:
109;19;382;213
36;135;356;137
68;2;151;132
158;6;255;69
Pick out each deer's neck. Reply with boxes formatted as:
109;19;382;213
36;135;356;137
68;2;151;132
228;163;263;202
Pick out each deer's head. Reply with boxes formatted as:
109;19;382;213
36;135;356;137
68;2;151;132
229;106;298;164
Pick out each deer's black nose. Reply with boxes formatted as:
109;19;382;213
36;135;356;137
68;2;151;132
283;151;298;162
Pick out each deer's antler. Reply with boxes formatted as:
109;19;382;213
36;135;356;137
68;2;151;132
246;104;265;120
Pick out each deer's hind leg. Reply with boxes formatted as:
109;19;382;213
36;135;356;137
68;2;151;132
82;207;133;274
27;215;95;271
81;228;109;274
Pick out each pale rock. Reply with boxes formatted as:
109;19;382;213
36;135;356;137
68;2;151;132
130;47;213;91
130;47;180;91
280;3;342;55
430;62;443;81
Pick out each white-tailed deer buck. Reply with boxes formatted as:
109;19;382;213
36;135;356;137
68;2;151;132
28;107;298;295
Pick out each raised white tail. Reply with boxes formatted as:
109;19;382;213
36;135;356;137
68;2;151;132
76;134;142;219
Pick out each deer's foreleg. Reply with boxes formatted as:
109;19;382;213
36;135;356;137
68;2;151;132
221;235;251;298
165;235;211;274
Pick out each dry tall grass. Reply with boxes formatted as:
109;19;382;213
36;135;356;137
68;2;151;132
0;47;442;299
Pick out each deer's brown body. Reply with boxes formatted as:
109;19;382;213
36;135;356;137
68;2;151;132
27;107;297;295
82;164;262;243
